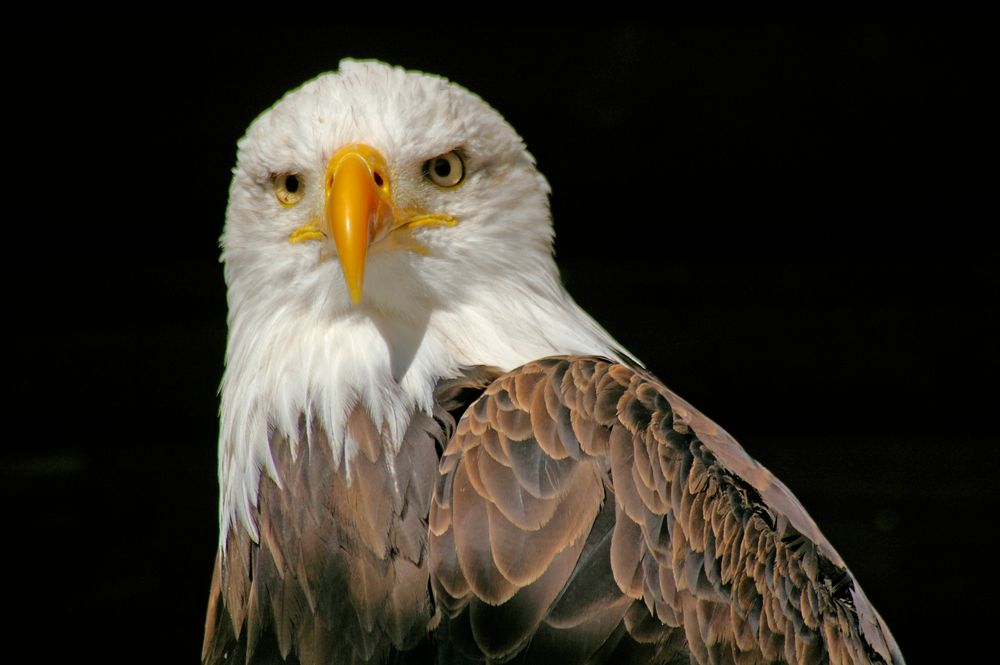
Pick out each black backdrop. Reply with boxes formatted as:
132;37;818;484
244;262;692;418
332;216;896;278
6;16;996;664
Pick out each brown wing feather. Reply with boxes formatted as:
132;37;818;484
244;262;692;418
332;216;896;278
429;356;905;665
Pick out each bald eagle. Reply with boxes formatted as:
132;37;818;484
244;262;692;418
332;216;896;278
202;60;904;665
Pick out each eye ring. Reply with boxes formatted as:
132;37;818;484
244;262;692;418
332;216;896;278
273;173;305;207
423;151;465;188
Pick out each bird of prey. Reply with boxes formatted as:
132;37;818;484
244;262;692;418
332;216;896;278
203;60;904;665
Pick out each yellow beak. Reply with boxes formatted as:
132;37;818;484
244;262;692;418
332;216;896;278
324;144;389;304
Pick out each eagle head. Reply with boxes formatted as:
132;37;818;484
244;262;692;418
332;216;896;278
222;59;555;322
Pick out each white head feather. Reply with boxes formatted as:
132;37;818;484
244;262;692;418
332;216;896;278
218;60;628;543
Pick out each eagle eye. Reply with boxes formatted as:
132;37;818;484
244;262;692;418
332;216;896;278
274;173;305;207
423;151;464;188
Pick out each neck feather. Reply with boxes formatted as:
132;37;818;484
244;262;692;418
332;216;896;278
217;277;626;544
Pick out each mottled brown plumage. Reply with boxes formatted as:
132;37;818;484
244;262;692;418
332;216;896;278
205;357;903;664
431;356;903;664
204;409;443;665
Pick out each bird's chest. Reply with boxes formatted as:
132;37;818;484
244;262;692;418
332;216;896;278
221;405;445;661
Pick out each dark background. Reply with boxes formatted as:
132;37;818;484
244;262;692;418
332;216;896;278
6;17;995;663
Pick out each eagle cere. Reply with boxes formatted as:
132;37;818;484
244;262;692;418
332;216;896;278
203;60;904;665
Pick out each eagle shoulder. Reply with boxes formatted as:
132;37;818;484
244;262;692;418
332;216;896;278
429;355;905;665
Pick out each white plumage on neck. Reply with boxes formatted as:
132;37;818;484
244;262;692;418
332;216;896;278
218;269;624;545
